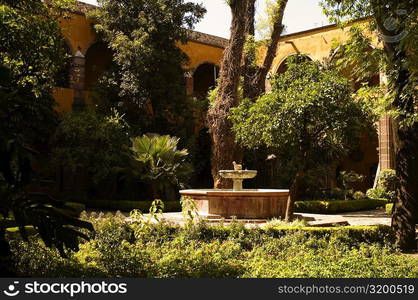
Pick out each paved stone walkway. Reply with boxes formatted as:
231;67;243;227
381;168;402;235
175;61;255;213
95;208;392;227
296;208;391;227
149;208;392;227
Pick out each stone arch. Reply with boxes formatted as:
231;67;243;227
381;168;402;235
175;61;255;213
84;41;113;90
192;62;220;100
81;39;100;57
328;44;380;191
274;53;313;75
328;44;380;89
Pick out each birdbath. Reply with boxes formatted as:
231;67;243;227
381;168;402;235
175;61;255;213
219;162;257;191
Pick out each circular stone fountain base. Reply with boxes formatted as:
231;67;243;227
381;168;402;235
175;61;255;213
180;189;289;219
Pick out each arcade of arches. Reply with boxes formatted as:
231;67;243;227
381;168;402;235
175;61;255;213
53;1;394;192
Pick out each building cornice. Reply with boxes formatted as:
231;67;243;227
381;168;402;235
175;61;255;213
74;1;228;49
187;30;228;48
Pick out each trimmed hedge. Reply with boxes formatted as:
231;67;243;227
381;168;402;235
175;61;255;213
294;199;387;214
78;200;182;212
6;224;394;245
187;225;395;245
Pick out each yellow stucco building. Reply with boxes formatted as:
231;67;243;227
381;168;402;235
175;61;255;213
55;2;394;191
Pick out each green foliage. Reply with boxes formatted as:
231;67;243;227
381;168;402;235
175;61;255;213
262;218;308;229
366;169;398;201
52;108;130;183
8;215;418;278
339;171;364;199
353;191;367;200
0;192;93;258
256;0;288;39
231;58;376;185
340;171;364;189
366;189;393;203
321;0;418;127
377;169;398;193
129;135;192;201
8;237;105;277
91;0;205;137
180;196;200;223
0;0;75;95
77;199;181;213
294;199;387;214
330;25;383;83
0;0;93;262
386;203;394;215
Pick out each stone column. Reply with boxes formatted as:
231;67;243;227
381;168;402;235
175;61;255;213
378;114;396;169
377;72;396;170
184;69;194;96
70;50;86;111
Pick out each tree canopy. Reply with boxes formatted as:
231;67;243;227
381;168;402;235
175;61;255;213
231;58;376;219
322;0;418;251
0;0;93;275
92;0;206;135
321;0;418;250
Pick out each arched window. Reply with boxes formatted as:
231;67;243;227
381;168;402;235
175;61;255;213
275;54;312;75
85;42;113;90
193;62;220;100
329;45;380;90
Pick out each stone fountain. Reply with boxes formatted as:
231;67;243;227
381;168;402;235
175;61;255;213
180;162;289;219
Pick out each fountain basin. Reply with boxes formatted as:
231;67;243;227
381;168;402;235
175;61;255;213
180;189;290;219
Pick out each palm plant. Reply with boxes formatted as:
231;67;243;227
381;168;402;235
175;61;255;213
130;135;192;201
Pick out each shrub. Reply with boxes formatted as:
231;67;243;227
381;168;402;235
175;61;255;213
353;191;366;200
329;188;345;199
386;203;394;215
366;187;392;202
242;240;416;278
378;169;398;192
368;169;398;202
294;199;387;214
129;134;193;201
79;200;181;212
339;171;364;200
9;215;418;278
9;238;105;277
51;108;130;184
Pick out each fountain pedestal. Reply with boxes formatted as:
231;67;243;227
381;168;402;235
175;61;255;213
219;170;257;191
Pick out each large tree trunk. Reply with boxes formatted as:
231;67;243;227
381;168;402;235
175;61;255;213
208;0;249;189
242;0;256;99
285;171;303;222
245;0;288;100
390;54;418;252
392;123;418;251
371;2;418;251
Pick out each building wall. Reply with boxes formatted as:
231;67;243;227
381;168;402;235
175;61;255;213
53;4;226;112
179;41;224;69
